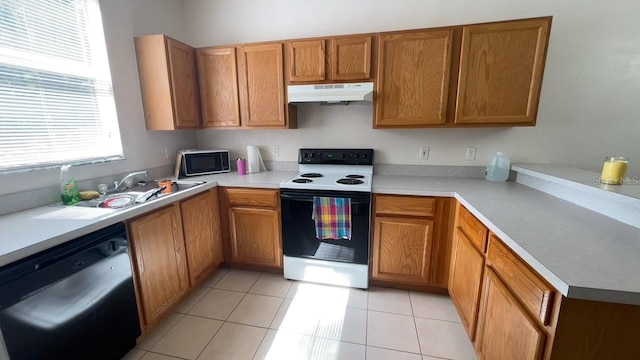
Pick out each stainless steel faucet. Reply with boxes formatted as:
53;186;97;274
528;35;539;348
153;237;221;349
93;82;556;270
109;171;148;193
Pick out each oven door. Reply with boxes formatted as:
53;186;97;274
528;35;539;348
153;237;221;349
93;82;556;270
280;189;371;265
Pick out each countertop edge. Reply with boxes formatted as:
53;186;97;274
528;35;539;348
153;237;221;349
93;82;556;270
2;171;638;305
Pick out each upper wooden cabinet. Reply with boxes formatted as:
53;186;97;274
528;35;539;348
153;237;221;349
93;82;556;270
375;29;454;127
286;35;373;84
197;46;241;128
331;36;372;81
455;18;551;125
237;42;296;128
134;35;201;130
288;40;326;82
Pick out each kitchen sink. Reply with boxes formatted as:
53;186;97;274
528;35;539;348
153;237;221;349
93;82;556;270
55;180;206;210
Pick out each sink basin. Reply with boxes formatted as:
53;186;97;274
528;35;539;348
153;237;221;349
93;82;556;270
57;180;206;210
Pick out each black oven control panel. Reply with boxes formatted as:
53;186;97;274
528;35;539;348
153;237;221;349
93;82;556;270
298;148;374;165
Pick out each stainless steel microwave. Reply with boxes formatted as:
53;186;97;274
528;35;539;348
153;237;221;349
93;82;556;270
174;149;230;178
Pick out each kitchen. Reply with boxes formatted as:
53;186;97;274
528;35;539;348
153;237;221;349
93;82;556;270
0;0;639;359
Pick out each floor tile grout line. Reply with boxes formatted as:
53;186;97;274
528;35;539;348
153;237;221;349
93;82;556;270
408;291;424;356
191;269;257;360
365;344;425;357
144;349;190;360
137;312;186;351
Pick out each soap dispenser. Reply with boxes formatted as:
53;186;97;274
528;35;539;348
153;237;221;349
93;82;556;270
60;165;81;204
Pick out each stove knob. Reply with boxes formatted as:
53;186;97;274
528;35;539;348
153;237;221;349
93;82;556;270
311;153;316;158
363;153;368;159
303;153;309;158
355;154;360;159
342;153;346;159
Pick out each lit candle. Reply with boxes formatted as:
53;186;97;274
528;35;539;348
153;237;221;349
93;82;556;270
600;157;628;185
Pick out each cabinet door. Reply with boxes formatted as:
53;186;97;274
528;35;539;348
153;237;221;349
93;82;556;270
180;190;223;286
198;47;241;128
129;205;189;327
330;36;372;81
371;216;433;284
166;37;202;129
237;43;287;127
375;30;453;127
450;228;485;340
229;207;282;268
288;40;326;82
134;35;174;130
455;18;551;125
476;268;545;360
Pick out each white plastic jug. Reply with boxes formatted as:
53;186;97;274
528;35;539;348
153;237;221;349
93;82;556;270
486;152;511;181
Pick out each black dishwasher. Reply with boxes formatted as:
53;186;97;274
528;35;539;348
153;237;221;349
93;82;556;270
0;223;140;360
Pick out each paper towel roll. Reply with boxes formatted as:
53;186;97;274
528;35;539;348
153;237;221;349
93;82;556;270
247;145;266;173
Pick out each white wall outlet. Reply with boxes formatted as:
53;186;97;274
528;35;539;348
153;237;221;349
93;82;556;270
272;145;279;157
466;147;477;161
419;146;429;160
165;146;174;160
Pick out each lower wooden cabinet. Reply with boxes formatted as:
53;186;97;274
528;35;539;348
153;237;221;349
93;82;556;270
371;195;453;289
128;204;189;328
476;268;546;360
449;228;485;340
372;216;433;284
220;187;283;270
180;190;224;286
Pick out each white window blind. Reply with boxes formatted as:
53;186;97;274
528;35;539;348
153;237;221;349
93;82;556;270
0;0;123;172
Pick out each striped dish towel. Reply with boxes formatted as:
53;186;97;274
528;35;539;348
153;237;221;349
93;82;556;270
312;196;352;240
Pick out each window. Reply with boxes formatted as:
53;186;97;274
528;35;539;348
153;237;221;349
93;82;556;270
0;0;123;172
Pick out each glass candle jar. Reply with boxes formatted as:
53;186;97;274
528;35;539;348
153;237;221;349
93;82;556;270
600;157;628;185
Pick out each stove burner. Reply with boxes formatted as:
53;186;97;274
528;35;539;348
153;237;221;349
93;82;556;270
345;174;365;179
300;173;323;178
292;178;313;183
337;178;364;185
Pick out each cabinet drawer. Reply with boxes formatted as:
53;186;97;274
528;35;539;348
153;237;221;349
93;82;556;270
226;188;279;207
375;195;436;217
487;234;555;325
457;204;488;253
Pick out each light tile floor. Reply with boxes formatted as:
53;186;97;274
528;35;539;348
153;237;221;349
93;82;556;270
123;268;476;360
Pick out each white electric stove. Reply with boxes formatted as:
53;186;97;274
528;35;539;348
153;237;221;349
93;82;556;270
279;149;374;289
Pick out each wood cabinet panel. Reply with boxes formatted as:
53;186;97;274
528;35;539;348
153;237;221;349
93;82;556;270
129;205;189;327
476;268;546;360
457;204;488;253
375;30;453;127
167;38;201;128
288;40;326;82
229;207;282;267
487;234;555;325
455;18;551;125
450;228;485;341
134;35;174;131
226;188;279;207
330;36;372;81
237;43;287;127
375;195;436;217
180;191;223;286
371;216;433;284
197;46;241;128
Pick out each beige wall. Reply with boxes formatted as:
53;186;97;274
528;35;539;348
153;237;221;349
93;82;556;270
1;0;198;196
186;0;640;176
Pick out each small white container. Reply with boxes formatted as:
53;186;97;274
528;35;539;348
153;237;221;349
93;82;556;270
486;152;511;181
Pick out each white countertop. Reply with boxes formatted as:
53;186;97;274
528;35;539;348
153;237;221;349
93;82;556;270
1;169;639;305
373;175;640;305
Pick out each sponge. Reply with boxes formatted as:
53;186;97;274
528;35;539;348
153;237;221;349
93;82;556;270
80;191;100;200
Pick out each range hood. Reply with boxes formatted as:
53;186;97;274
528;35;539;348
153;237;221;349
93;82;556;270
287;82;373;104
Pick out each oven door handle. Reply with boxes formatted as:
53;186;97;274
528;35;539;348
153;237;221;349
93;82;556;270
280;193;370;204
